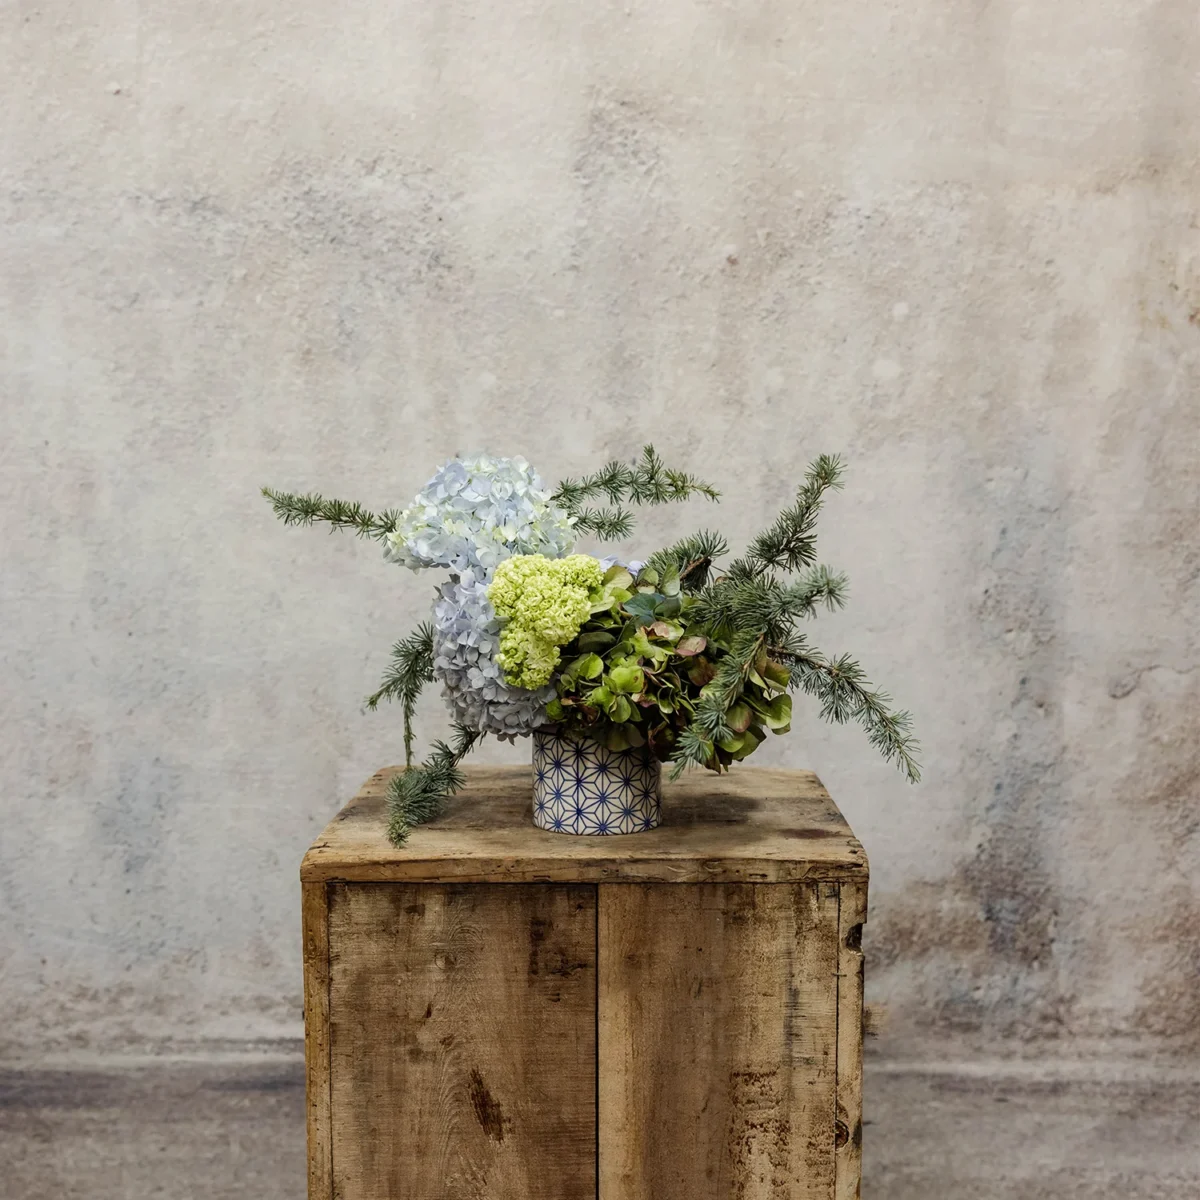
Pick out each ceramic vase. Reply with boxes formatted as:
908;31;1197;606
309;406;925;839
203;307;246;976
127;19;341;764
531;729;662;835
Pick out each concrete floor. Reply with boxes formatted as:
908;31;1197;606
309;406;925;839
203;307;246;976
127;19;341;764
2;1058;1197;1198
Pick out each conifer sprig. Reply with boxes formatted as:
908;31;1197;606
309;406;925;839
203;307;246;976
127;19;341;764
570;506;635;540
554;445;720;543
261;487;402;539
775;647;921;782
366;623;434;767
661;453;919;784
387;724;482;844
646;530;729;593
732;453;844;578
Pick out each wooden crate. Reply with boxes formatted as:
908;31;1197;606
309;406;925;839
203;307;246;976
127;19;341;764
302;766;868;1200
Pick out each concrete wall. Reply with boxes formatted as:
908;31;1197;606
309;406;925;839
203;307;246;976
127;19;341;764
2;0;1197;1062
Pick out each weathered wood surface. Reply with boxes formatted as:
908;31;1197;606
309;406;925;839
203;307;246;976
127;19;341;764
835;881;868;1200
598;883;842;1199
301;881;332;1200
301;766;867;885
327;882;596;1200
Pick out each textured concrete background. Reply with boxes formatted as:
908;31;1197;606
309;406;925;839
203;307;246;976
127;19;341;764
2;0;1197;1068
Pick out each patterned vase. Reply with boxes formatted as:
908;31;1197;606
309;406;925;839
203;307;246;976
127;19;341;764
531;729;662;835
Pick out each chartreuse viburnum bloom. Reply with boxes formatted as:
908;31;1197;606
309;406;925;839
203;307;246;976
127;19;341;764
488;554;605;690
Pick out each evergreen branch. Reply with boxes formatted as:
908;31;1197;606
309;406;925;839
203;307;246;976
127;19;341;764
552;446;720;544
585;459;636;504
668;724;715;780
571;506;635;541
720;557;768;585
690;575;838;642
387;724;483;844
687;578;743;640
261;487;401;539
696;630;765;728
554;462;633;511
670;630;765;777
782;566;849;618
645;530;729;593
627;445;721;506
774;646;921;782
366;623;434;767
745;454;844;572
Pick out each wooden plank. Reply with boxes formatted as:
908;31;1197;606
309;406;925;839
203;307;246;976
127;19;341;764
599;884;841;1199
328;883;596;1199
301;767;867;885
834;881;867;1200
301;881;332;1200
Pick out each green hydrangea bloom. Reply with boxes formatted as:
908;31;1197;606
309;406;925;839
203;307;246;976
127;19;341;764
488;554;604;690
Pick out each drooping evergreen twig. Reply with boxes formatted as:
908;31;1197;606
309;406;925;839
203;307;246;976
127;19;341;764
773;646;922;783
366;623;434;767
261;487;402;539
387;724;483;844
554;445;720;544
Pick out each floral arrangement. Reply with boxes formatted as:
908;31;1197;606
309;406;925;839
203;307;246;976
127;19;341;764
264;447;919;842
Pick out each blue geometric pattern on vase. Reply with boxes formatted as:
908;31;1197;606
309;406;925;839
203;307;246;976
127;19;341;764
531;730;662;835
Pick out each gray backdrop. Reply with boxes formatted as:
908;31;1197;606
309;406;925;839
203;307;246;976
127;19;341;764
3;0;1197;1068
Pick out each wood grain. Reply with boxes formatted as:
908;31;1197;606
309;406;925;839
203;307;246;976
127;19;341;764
835;882;868;1200
598;883;841;1199
301;881;332;1200
327;882;597;1200
301;766;867;885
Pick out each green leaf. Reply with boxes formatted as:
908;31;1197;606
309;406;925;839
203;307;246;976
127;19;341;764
638;567;660;587
761;658;791;690
726;701;754;733
608;664;646;694
657;593;683;618
611;695;633;723
633;628;671;663
572;653;605;680
545;698;565;721
622;593;661;624
676;635;707;657
759;692;793;730
592;580;633;613
602;566;634;590
728;726;765;760
687;657;718;687
587;684;614;710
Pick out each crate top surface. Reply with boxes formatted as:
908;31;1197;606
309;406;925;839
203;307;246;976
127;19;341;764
301;765;867;884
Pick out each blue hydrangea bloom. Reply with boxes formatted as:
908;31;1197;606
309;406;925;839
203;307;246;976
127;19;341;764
387;454;576;738
384;453;575;574
430;568;557;739
597;553;645;575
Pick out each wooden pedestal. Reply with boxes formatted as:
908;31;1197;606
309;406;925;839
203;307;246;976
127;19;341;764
301;766;868;1200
